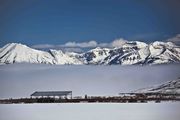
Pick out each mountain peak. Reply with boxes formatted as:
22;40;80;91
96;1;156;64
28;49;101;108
6;42;28;48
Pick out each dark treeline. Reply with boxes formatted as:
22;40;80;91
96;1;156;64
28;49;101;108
1;93;180;104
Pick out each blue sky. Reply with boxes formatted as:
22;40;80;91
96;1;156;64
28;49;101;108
0;0;180;47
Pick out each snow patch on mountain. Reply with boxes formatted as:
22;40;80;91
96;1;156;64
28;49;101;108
49;49;83;65
80;47;110;64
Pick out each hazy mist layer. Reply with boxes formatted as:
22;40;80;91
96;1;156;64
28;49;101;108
0;64;179;98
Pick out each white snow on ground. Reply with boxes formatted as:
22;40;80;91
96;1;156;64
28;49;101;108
0;103;180;120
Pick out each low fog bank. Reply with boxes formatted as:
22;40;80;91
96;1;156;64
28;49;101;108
0;64;179;98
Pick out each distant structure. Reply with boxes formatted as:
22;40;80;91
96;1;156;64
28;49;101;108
31;91;72;99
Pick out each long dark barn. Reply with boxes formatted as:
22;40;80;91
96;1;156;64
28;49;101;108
31;91;72;99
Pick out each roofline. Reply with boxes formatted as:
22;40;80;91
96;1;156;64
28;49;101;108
30;91;72;96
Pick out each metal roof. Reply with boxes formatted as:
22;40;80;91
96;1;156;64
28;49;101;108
31;91;72;96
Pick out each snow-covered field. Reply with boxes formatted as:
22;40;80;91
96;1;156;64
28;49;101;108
0;103;180;120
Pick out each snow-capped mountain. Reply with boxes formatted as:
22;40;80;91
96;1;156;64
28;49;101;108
0;43;82;65
0;41;180;65
134;78;180;94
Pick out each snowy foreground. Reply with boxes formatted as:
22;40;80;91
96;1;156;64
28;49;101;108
0;103;180;120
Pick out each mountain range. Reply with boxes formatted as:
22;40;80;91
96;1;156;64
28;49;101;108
134;78;180;94
0;41;180;65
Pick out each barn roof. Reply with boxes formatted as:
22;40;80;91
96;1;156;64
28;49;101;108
31;91;72;96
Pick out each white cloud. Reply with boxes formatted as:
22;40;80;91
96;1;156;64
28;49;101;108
111;38;127;47
167;34;180;45
32;44;84;53
63;38;128;48
64;40;97;48
31;38;129;52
